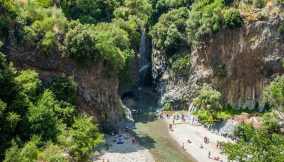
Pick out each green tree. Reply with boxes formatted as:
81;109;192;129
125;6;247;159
223;8;243;28
64;23;98;62
45;76;77;104
60;0;122;24
262;76;284;111
223;124;284;162
28;90;60;141
15;70;41;98
193;84;222;111
114;0;152;27
37;143;69;162
151;7;190;54
187;0;224;43
4;136;40;162
59;116;103;161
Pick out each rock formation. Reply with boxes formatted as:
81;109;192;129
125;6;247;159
153;16;284;109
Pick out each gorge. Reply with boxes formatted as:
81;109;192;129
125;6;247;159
0;0;284;162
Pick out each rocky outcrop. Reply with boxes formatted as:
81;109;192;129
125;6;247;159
153;17;284;109
6;48;124;131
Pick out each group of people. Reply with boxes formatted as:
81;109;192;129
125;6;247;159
161;111;225;162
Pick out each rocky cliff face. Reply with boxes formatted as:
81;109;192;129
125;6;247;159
153;17;284;109
7;47;124;131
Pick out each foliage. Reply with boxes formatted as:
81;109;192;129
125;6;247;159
151;8;190;55
15;70;41;97
223;8;243;28
253;0;266;8
192;84;224;124
64;22;131;71
262;75;284;111
278;22;284;40
187;0;224;43
119;49;135;87
64;23;98;62
45;76;77;104
193;84;222;111
93;23;130;70
171;54;191;75
17;2;68;54
28;90;61;141
60;0;121;24
213;63;227;77
4;136;40;162
114;0;152;27
163;102;173;111
223;122;284;162
37;143;69;162
262;112;281;133
59;116;103;161
0;51;103;161
0;0;17;38
150;0;192;24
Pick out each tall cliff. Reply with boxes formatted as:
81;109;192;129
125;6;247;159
153;16;284;109
6;47;124;131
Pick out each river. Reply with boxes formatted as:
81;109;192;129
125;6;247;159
132;88;195;162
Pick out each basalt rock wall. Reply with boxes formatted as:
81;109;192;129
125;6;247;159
153;17;284;109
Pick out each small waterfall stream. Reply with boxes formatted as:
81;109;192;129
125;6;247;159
138;28;151;87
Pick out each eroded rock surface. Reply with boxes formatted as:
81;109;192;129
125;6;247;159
7;48;124;131
153;17;284;109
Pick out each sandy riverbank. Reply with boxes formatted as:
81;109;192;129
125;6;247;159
93;132;154;162
166;118;231;162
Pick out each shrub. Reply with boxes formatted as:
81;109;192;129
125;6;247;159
278;22;284;40
262;75;284;111
65;23;130;71
59;116;103;161
150;7;190;54
223;8;243;29
4;137;41;162
253;0;266;8
45;76;77;104
187;0;224;43
37;144;68;162
193;84;222;111
64;24;98;62
15;70;41;97
114;0;152;27
60;0;120;24
163;102;173;111
171;55;191;75
28;90;60;141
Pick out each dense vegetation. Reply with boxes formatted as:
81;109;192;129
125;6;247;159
0;50;103;161
1;0;284;161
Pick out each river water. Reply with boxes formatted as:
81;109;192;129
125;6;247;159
132;88;195;162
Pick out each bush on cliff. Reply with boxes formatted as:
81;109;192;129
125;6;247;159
223;8;243;28
150;7;190;55
262;75;284;112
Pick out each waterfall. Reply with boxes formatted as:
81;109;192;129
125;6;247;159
138;28;150;86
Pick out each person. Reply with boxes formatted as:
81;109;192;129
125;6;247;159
204;136;207;144
214;156;220;161
187;139;192;144
169;124;173;131
182;143;185;150
208;151;211;159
